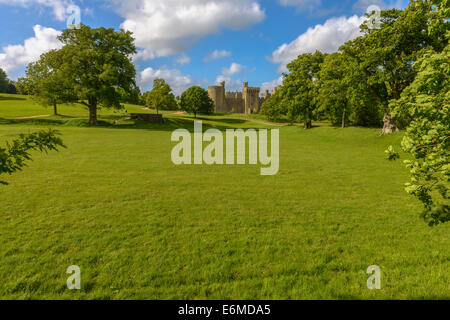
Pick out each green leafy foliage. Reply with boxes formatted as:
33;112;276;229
0;68;9;93
0;130;65;181
284;51;324;128
16;77;32;95
261;88;285;122
117;86;141;105
317;53;351;127
24;50;77;115
389;44;449;226
385;0;449;226
261;52;324;128
180;86;214;118
263;1;446;134
342;1;445;134
144;78;177;114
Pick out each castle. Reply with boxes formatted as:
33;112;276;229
208;81;272;114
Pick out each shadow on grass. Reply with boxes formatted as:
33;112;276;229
0;113;271;132
0;118;65;126
55;114;80;119
194;116;247;125
0;96;27;101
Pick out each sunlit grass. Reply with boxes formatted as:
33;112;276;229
0;93;449;300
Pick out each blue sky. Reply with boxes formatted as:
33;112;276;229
0;0;408;95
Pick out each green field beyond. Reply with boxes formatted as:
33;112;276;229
0;94;449;299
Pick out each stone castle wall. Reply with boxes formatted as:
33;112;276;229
208;82;271;114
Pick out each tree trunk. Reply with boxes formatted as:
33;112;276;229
88;98;98;126
53;103;58;116
304;120;312;130
380;107;398;136
304;108;312;129
341;107;346;128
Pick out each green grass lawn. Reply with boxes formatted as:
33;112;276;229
0;94;449;300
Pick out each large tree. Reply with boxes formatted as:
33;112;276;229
24;50;76;115
145;79;177;114
341;1;447;135
282;51;325;129
57;25;137;125
180;86;214;118
317;53;351;128
261;87;286;122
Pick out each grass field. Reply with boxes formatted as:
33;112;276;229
0;93;449;300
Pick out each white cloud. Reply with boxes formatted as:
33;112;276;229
271;15;366;72
203;49;232;62
0;0;73;21
222;62;245;77
213;62;247;91
174;54;191;66
133;49;158;62
0;25;62;75
261;76;283;93
114;0;265;60
138;66;200;96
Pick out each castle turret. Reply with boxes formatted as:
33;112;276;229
208;82;226;112
243;82;260;114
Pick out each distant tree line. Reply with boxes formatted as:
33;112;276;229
141;79;213;117
261;0;448;135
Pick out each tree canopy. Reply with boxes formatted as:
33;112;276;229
387;1;449;226
23;49;77;115
144;79;177;114
0;68;9;93
261;0;448;134
262;51;324;128
58;25;137;125
341;1;446;135
20;25;137;125
180;86;214;118
317;52;351;128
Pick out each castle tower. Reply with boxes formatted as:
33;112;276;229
242;82;260;114
208;81;226;112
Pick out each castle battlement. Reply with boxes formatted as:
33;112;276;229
208;82;271;114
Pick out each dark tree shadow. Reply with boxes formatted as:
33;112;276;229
0;96;27;101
